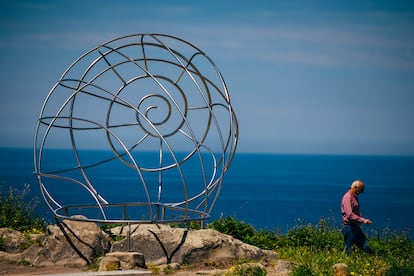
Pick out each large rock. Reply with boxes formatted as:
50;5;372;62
21;218;111;267
110;224;277;266
0;228;32;253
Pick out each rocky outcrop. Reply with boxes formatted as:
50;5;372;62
0;221;281;273
110;224;277;266
1;218;111;267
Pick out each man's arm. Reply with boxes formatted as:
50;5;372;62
342;195;371;224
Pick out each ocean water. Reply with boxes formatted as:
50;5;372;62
1;148;413;237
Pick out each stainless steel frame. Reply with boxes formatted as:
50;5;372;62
33;34;238;225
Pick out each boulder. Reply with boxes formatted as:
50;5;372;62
106;252;146;269
0;228;31;253
98;256;120;271
110;224;277;266
21;218;111;267
333;263;350;276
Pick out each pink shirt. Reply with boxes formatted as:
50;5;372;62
341;190;368;226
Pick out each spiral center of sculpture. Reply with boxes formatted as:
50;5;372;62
136;94;172;137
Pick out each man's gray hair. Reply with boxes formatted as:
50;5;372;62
351;180;363;189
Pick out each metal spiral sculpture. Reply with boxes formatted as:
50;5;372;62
34;34;238;224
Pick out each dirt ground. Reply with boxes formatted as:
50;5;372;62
0;262;83;275
0;261;284;275
0;262;219;276
0;265;224;276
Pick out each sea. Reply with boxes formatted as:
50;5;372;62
1;147;413;238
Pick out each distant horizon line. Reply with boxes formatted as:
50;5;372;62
2;146;414;158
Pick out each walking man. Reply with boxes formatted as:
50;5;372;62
341;180;372;255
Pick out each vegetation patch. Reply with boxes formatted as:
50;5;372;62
225;263;267;276
0;184;47;232
209;217;414;275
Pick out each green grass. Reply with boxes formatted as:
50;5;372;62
209;217;414;276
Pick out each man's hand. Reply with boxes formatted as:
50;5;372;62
364;219;372;224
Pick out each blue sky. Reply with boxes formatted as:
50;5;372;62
1;0;414;155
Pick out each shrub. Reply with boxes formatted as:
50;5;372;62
274;219;343;250
244;228;279;250
208;216;255;241
385;265;414;276
370;228;414;262
169;220;202;230
0;183;47;232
